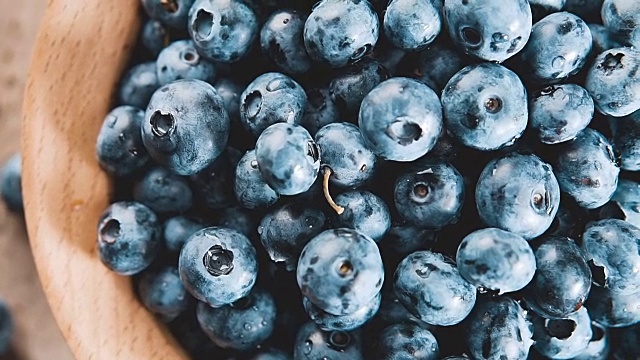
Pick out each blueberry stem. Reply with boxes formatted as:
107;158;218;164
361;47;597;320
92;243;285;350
322;167;344;215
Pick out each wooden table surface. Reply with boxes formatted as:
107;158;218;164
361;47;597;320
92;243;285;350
0;0;74;358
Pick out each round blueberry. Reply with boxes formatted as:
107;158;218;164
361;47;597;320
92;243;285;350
118;62;160;110
293;322;363;360
156;39;217;85
375;322;440;360
96;106;149;177
442;63;528;151
234;149;279;209
610;109;640;171
532;306;592;359
329;58;388;116
0;301;12;355
414;42;466;92
334;190;390;242
260;9;312;75
300;87;340;136
141;0;195;30
142;79;229;176
163;216;204;253
601;0;640;48
359;77;443;162
585;285;640;327
0;153;22;212
383;0;441;52
608;179;640;228
138;265;190;322
302;291;381;331
140;19;169;57
178;227;258;307
97;201;160;275
133;166;193;214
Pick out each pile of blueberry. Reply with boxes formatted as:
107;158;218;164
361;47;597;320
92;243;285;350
95;0;640;358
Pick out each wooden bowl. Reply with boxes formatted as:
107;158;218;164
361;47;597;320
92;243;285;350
21;0;188;358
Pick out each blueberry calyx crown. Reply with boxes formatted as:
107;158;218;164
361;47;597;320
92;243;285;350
599;52;624;74
203;245;234;276
150;110;176;137
99;219;121;244
328;330;351;350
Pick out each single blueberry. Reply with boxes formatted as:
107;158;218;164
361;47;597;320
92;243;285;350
601;0;640;48
96;106;149;177
133;166;193;214
178;227;258;307
260;9;312;75
293;322;363;360
607;179;640;228
383;0;441;52
300;87;340;136
118;62;160;109
156;39;217;85
585;286;640;327
234;149;279;209
334;190;390;242
531;306;592;359
163;216;204;253
141;79;230;176
609;108;640;171
97;201;160;275
0;153;22;212
138;265;190;322
0;301;12;355
140;19;169;57
141;0;195;30
375;322;440;360
414;42;466;92
302;291;381;331
359;77;443;162
329;58;388;117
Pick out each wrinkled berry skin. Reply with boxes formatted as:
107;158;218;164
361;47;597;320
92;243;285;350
234;150;279;209
334;191;390;242
303;0;379;68
188;0;258;63
554;128;619;209
315;122;377;188
585;47;640;117
302;291;381;331
133;166;193;214
518;12;592;84
300;87;340;136
524;236;592;319
163;216;204;253
384;0;441;52
0;301;12;355
141;0;195;30
529;84;594;144
138;266;190;322
118;62;160;110
601;0;640;48
142;79;230;176
442;63;528;151
610;109;640;171
293;322;363;360
156;40;217;85
376;322;440;360
359;77;443;162
96;106;149;177
457;228;536;294
260;9;312;75
393;250;476;326
532;306;592;359
466;297;534;360
585;286;640;327
476;153;560;240
97;201;160;275
414;43;466;92
608;179;640;228
582;219;640;296
297;228;384;316
197;288;276;351
394;160;464;230
240;72;308;137
178;227;258;307
1;153;22;212
329;59;388;116
259;201;326;271
255;123;320;196
443;0;532;62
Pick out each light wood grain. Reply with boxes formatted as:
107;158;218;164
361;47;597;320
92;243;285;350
21;0;188;359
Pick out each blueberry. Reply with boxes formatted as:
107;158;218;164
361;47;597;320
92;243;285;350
443;0;532;62
609;109;640;171
523;236;591;319
394;159;464;230
234;149;279;209
189;149;237;210
359;77;443;162
585;286;640;327
239;72;308;137
303;0;379;68
518;12;592;84
588;24;624;55
156;40;217;85
178;227;258;307
601;0;640;48
140;19;170;57
217;206;258;239
196;288;276;351
302;291;381;331
333;190;390;242
118;62;160;109
532;307;592;359
475;153;560;239
393;250;476;326
255;123;320;196
315;122;377;188
608;179;640;228
329;58;388;116
529;84;594;144
376;289;434;330
378;225;438;262
163;216;204;253
293;322;363;360
142;79;230;176
260;9;312;75
138;265;190;322
300;87;340;136
248;348;291;360
213;77;242;123
465;297;534;360
297;228;384;316
188;0;258;62
585;47;640;117
383;0;441;52
414;42;466;92
571;321;609;360
0;301;12;355
375;322;439;360
133;166;193;214
582;219;640;296
96;106;149;177
442;63;528;151
0;153;22;212
97;201;160;275
169;309;226;359
258;201;326;271
456;228;536;294
615;323;640;359
553;128;619;209
141;0;195;30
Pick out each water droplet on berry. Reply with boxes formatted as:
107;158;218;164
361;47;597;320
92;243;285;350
303;340;313;354
552;56;565;69
244;323;252;330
